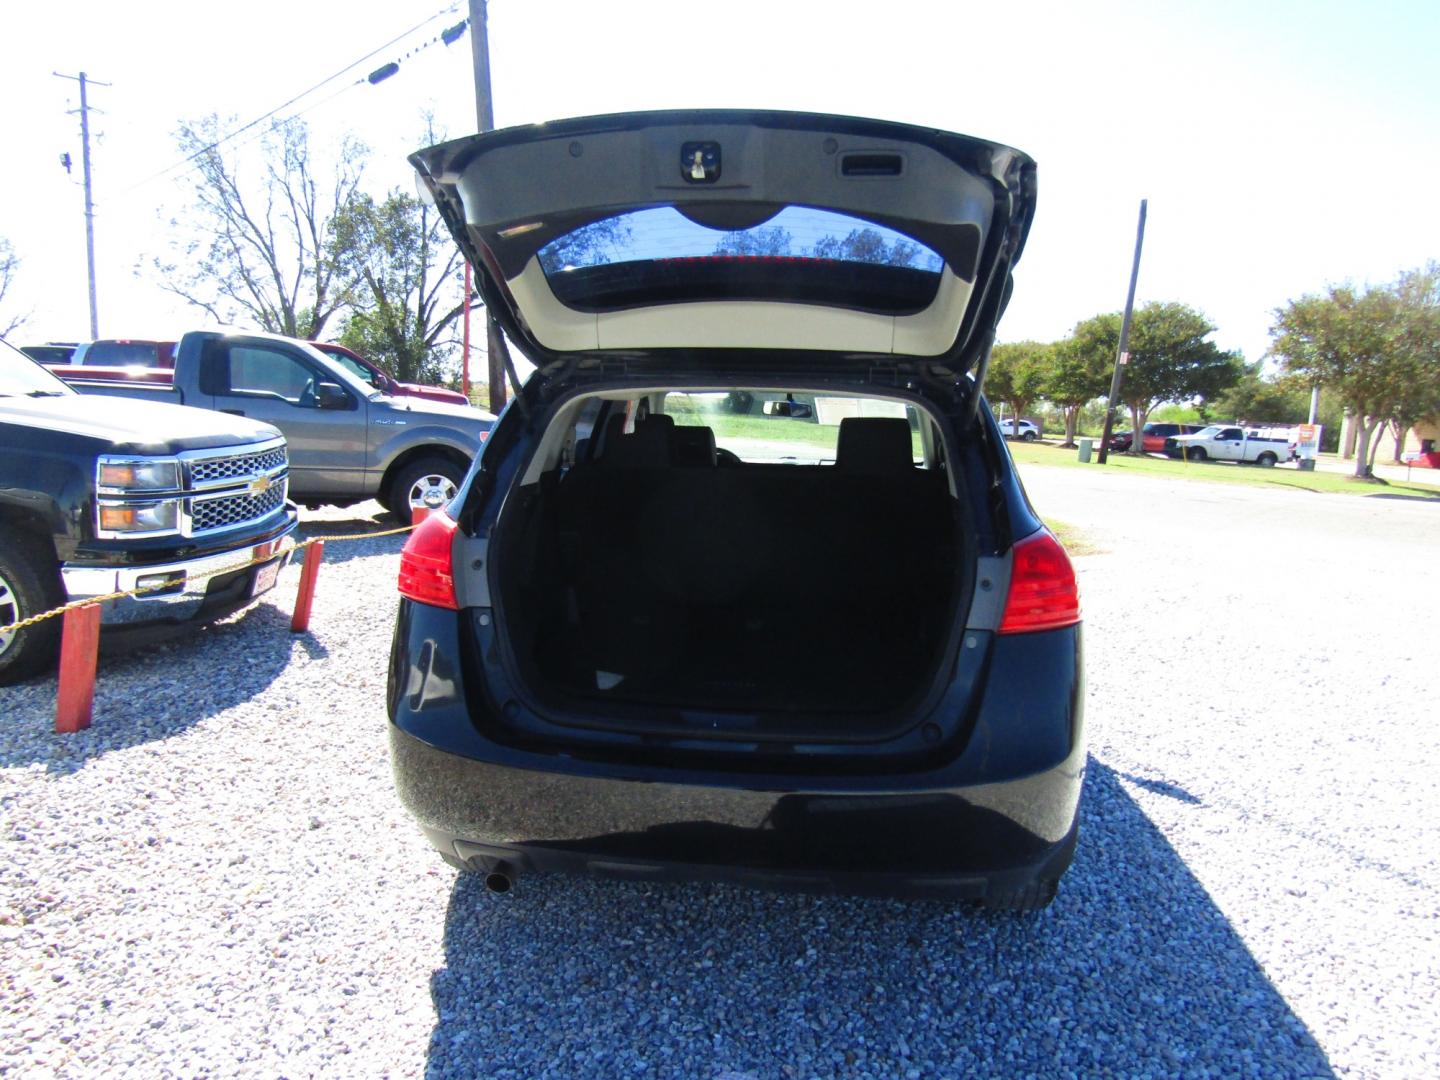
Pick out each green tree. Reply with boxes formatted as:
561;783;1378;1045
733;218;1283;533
1043;334;1111;446
1384;263;1440;463
987;341;1052;429
1270;280;1415;477
155;115;366;339
330;187;468;385
1070;302;1241;452
1213;360;1310;424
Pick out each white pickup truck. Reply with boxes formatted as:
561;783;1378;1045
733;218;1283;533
1166;425;1294;466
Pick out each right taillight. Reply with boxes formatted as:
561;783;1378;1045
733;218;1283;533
397;510;459;610
998;528;1080;634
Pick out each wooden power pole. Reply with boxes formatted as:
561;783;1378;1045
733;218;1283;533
1096;199;1148;465
467;0;507;413
54;70;108;338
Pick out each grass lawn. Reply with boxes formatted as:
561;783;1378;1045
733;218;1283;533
1045;518;1105;557
1007;440;1440;500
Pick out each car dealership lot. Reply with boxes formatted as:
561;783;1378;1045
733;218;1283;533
2;470;1436;1078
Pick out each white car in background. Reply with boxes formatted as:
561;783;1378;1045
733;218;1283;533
998;418;1040;441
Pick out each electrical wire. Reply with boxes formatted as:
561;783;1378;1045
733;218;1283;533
111;2;461;198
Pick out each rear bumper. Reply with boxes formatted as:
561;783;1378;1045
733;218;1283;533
392;725;1081;901
387;602;1086;900
61;509;298;626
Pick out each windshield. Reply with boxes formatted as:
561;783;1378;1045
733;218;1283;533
0;339;74;397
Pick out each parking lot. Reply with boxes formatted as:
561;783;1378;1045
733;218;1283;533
3;463;1437;1078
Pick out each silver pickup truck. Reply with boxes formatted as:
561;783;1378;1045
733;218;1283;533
52;330;495;522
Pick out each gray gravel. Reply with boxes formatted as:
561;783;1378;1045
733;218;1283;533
2;475;1437;1078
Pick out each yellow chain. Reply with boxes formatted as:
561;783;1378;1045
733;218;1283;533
0;523;416;636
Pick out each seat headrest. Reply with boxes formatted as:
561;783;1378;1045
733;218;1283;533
600;412;671;468
835;417;915;473
670;425;717;467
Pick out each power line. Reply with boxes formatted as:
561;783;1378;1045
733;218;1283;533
112;2;462;197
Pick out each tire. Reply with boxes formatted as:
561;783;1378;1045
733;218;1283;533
0;531;63;686
1256;452;1277;467
387;455;466;525
983;876;1059;912
1187;447;1207;462
1021;431;1037;442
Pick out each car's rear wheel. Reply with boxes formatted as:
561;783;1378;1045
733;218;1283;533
0;532;62;686
1256;451;1277;467
388;456;464;525
1022;430;1037;442
1187;447;1207;462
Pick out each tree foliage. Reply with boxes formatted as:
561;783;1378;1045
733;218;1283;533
0;237;29;339
330;188;467;385
1068;302;1241;449
1042;335;1112;446
1270;266;1440;476
155;116;366;340
988;341;1052;426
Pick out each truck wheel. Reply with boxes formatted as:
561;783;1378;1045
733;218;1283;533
0;533;63;686
1257;452;1277;467
388;456;465;525
1187;447;1207;462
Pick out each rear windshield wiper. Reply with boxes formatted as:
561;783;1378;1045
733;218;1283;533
26;390;69;397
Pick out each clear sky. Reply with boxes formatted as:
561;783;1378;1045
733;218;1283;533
2;0;1437;366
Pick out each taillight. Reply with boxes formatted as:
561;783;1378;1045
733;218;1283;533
397;510;459;610
998;528;1080;634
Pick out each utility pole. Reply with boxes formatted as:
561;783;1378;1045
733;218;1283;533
467;0;507;413
1096;199;1148;465
54;71;108;338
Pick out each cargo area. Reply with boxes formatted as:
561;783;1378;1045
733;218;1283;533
491;395;968;729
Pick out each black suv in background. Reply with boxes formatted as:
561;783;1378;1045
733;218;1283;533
386;111;1084;910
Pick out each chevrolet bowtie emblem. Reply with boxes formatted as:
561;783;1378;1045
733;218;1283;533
249;475;272;497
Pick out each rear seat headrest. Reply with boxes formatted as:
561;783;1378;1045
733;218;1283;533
599;412;672;468
836;417;915;473
670;425;717;467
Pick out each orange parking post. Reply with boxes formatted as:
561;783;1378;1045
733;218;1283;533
55;604;102;734
290;541;325;633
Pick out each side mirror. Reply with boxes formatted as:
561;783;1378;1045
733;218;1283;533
315;382;352;410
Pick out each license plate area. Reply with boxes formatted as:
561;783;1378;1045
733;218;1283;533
250;558;282;599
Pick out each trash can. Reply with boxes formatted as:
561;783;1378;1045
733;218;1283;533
1078;438;1093;463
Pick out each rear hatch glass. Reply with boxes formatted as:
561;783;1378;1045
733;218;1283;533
540;206;944;315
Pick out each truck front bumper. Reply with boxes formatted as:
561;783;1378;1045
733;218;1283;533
61;514;299;626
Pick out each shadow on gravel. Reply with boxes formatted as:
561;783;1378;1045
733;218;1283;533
0;603;301;775
424;760;1334;1078
1119;771;1204;805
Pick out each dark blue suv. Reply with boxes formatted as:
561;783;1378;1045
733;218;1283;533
387;111;1083;910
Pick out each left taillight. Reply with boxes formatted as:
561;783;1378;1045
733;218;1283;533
397;510;459;610
998;528;1080;634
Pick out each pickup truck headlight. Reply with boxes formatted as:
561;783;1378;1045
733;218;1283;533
97;500;181;535
97;457;180;492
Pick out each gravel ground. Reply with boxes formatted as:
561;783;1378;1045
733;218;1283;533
2;472;1437;1078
